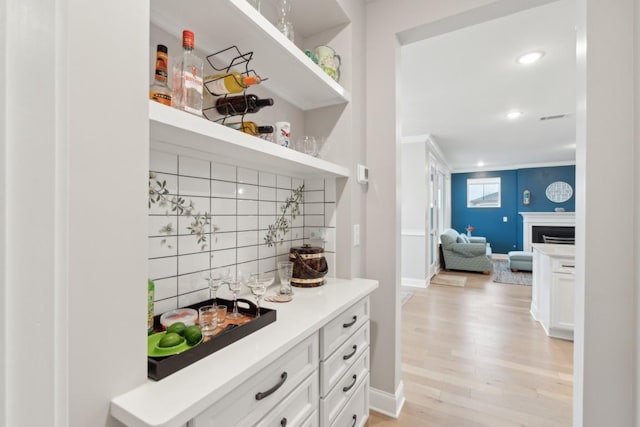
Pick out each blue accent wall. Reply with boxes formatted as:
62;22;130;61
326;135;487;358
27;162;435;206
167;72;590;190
451;165;575;254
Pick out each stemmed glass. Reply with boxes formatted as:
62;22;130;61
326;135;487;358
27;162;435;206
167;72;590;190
247;272;274;317
226;271;245;319
204;268;229;305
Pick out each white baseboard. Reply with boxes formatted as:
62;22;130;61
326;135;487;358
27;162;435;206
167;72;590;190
369;381;406;418
401;278;427;288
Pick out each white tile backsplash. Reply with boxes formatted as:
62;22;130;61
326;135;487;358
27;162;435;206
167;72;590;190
148;155;336;308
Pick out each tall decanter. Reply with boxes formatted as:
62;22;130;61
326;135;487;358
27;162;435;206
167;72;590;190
149;44;172;106
276;0;294;42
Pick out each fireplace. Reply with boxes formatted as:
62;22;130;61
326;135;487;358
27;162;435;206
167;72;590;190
532;226;575;244
520;212;576;251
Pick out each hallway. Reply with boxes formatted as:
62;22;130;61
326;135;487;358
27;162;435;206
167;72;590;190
369;272;573;426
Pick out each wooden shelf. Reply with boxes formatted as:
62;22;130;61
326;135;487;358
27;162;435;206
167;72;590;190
151;0;351;111
149;101;350;178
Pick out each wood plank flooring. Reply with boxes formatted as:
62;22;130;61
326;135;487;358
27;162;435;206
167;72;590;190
367;271;573;427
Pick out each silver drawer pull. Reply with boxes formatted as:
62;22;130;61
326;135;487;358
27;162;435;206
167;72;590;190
351;414;357;427
342;374;357;392
343;315;357;328
280;417;287;427
255;372;287;401
343;345;357;360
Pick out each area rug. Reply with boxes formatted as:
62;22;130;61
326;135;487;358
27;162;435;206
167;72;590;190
492;259;532;286
430;274;466;287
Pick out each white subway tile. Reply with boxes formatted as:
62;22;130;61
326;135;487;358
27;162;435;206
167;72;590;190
236;261;258;278
211;232;237;251
237;200;258;215
179;156;210;178
276;240;291;256
152;277;177;301
238;168;258;185
237;215;258;231
211;180;236;198
179;176;210;198
237;245;258;264
324;228;336;252
292;178;304;189
303;190;324;203
276;175;292;189
178;234;211;255
237;184;258;200
178;272;207;295
292;214;304;228
277;188;294;204
291;228;304;241
304;215;324;227
154;298;178;316
303;203;324;215
304;179;324;191
211;216;236;233
150;150;178;175
258;200;276;215
178;252;210;275
238;231;259;247
211;248;236;268
259;186;276;201
178;214;211;236
258;257;276;274
178;289;210;307
324;178;336;202
211;198;236;215
258;171;276;187
149;256;177;280
149;236;177;258
259;215;276;230
148;215;178;237
325;203;337;227
259;243;276;260
212;163;236;181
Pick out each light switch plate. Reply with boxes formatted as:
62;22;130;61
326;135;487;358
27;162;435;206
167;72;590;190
353;224;360;246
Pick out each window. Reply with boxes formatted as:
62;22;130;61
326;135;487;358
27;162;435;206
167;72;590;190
467;177;501;208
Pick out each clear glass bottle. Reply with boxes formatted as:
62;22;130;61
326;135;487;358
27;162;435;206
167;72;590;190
215;94;274;116
247;0;261;12
204;71;262;96
149;44;172;106
276;0;294;42
172;30;203;116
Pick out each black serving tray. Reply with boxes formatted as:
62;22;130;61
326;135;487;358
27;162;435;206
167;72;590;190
148;297;276;380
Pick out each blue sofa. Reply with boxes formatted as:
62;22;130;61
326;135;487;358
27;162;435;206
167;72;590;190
440;228;492;274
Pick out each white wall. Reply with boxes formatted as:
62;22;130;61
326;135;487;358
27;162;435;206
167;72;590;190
366;0;639;424
2;0;149;426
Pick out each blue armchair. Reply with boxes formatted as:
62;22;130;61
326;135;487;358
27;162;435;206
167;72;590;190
440;228;492;274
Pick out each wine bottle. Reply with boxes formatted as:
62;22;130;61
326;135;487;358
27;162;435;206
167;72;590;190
225;121;274;137
204;71;262;96
215;94;274;116
150;44;172;106
172;30;204;115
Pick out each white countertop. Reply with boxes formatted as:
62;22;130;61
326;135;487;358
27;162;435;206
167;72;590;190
531;243;576;258
110;277;378;427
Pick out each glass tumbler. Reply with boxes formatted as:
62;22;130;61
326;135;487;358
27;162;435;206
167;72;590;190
277;261;294;295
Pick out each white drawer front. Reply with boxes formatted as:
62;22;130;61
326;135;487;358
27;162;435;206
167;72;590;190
320;351;369;426
301;410;318;427
331;375;369;427
320;298;369;360
190;333;319;427
256;372;318;427
320;322;369;397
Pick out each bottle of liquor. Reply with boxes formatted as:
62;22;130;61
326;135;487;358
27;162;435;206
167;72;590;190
172;30;203;115
204;71;262;96
225;121;274;137
150;44;172;106
215;94;274;116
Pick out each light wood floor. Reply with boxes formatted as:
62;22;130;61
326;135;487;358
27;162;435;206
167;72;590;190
367;270;573;427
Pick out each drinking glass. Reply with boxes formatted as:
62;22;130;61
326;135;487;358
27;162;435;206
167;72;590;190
204;268;229;305
277;261;294;296
248;272;274;317
198;305;218;337
226;276;244;319
301;136;318;157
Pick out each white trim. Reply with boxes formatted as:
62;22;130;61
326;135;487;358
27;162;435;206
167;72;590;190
401;278;428;288
453;160;576;174
369;381;406;418
520;212;576;252
401;229;425;236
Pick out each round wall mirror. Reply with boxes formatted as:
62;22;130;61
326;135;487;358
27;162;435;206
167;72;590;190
545;181;573;203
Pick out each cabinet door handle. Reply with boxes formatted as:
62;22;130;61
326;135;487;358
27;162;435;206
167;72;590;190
343;315;357;328
342;374;357;392
343;345;357;360
280;417;287;427
255;372;288;401
351;414;357;427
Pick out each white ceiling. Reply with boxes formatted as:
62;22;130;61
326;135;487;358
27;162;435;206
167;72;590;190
399;0;576;172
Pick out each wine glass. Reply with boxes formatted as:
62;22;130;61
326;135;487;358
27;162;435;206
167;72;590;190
226;271;245;319
204;268;229;305
277;261;294;295
248;272;274;317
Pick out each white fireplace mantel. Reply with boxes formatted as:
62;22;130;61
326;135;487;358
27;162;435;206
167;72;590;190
520;212;576;251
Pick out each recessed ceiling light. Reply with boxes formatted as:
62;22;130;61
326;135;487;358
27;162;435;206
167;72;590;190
506;111;523;120
477;161;485;167
517;51;545;65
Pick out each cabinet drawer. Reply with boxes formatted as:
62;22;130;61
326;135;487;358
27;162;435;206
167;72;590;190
256;372;318;427
330;374;369;427
551;258;575;273
320;298;369;360
320;350;369;426
301;410;318;427
190;333;319;427
320;322;369;396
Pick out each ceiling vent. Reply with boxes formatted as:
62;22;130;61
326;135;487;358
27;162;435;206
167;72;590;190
539;114;569;121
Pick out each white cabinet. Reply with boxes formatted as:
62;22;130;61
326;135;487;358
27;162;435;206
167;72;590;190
531;244;575;341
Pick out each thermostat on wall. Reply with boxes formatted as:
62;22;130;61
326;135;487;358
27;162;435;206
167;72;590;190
357;164;369;184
